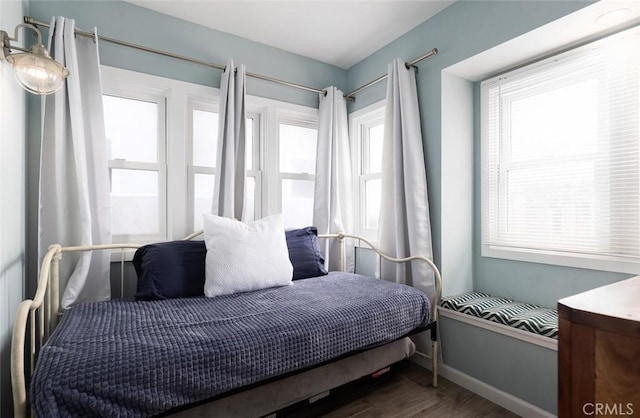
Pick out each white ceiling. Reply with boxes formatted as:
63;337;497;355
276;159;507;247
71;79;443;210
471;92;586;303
124;0;454;69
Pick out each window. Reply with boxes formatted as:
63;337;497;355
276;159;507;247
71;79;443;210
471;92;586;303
350;102;385;241
278;119;318;229
103;90;167;243
188;102;261;231
189;104;218;232
101;66;318;245
481;26;640;274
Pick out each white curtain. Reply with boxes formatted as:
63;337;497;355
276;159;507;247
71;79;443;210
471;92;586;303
39;17;111;308
212;59;247;220
377;58;435;300
313;86;354;272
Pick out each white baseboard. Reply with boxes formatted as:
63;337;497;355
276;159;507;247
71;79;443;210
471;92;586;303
411;352;556;418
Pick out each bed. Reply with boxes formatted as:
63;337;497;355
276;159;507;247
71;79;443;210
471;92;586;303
12;221;441;417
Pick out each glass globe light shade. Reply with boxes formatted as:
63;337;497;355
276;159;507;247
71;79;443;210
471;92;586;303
7;44;69;95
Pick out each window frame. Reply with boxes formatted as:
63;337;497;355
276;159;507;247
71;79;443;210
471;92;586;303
102;77;169;244
349;100;385;242
244;111;263;222
186;99;218;232
480;27;640;275
186;99;264;229
276;114;318;225
101;65;319;245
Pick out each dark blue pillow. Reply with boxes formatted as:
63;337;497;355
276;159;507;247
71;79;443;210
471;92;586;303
285;227;328;280
133;240;206;300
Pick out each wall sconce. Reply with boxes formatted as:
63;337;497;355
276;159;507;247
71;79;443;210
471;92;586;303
0;23;69;95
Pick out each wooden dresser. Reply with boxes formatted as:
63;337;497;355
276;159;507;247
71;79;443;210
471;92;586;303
558;276;640;417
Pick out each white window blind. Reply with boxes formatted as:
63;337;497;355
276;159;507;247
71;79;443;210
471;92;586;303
481;26;640;273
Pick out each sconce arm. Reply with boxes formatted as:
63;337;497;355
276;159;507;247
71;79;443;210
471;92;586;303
1;23;43;60
9;23;43;44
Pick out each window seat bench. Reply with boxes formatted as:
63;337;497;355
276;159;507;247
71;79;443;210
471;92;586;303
436;292;559;415
439;292;558;341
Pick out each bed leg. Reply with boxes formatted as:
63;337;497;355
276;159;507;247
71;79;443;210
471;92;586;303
431;324;438;388
431;340;438;388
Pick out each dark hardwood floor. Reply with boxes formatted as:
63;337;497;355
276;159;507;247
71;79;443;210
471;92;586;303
280;362;520;418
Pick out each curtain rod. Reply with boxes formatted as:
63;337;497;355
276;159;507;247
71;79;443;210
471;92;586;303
24;16;327;97
343;48;438;99
25;16;438;102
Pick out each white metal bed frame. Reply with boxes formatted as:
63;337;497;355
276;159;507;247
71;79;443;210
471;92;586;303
11;232;442;418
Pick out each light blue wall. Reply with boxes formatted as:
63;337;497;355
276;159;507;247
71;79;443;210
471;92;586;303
28;0;346;108
347;0;600;285
473;242;630;308
346;0;631;307
440;316;559;412
0;2;28;416
345;1;634;414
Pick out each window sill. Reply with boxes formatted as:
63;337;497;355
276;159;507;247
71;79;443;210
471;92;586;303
482;245;640;275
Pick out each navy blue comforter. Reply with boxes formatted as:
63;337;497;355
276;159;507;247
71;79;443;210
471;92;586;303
30;272;430;417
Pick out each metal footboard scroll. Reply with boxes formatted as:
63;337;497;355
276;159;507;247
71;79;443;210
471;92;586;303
11;244;61;418
11;233;442;417
11;243;139;418
319;233;442;388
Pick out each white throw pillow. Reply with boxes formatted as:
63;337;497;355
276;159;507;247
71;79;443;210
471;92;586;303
203;213;294;297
